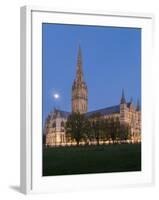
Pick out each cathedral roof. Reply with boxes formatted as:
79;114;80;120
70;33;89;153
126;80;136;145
85;102;133;117
59;110;70;118
50;102;137;119
52;109;70;118
86;105;120;117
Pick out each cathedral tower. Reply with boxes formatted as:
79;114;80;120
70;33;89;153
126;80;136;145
72;46;88;113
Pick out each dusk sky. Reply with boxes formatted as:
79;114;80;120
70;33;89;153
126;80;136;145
42;23;141;124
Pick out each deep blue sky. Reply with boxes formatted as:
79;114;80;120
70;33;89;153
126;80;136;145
42;23;141;124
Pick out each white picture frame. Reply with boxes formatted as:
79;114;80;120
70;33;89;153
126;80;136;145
20;6;154;194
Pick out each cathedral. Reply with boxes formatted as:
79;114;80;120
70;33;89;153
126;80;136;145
44;46;141;146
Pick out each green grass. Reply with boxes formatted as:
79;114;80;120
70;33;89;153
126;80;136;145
43;143;141;176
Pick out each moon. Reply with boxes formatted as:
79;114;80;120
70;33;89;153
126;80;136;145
53;93;60;99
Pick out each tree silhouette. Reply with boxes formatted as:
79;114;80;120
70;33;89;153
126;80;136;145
119;124;131;143
65;112;86;146
89;113;103;145
65;112;132;146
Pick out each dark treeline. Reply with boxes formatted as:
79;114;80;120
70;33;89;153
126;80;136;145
65;112;131;146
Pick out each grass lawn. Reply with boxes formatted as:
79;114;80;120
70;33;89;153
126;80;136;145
43;143;141;176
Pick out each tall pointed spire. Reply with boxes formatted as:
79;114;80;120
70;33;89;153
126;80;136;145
76;45;83;82
120;89;126;104
72;45;88;113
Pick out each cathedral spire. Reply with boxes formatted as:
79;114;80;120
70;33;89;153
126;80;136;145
72;45;88;113
120;89;126;104
76;45;83;82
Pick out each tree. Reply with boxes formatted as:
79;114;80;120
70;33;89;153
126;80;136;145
89;113;102;145
102;118;112;143
119;123;131;143
65;112;86;146
109;117;116;144
114;117;121;143
99;119;107;144
81;118;92;145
